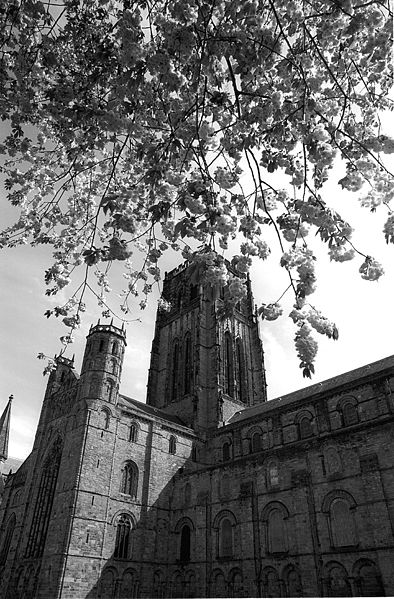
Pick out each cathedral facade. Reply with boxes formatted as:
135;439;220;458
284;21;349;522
1;261;394;598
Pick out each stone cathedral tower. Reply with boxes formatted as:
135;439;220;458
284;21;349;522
147;261;267;431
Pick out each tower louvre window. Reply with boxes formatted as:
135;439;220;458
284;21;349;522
184;332;192;395
224;332;234;397
235;338;247;403
25;438;62;558
171;340;179;401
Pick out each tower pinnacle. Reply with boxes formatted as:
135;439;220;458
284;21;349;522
0;395;12;462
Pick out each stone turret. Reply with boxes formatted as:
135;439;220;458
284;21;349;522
79;320;126;406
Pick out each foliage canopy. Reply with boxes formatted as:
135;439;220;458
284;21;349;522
0;0;393;375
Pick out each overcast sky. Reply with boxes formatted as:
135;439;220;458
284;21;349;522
1;112;394;462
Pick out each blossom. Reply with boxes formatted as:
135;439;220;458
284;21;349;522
328;245;355;262
294;323;318;378
259;303;283;321
359;257;384;281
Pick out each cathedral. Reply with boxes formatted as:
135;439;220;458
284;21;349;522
0;260;394;598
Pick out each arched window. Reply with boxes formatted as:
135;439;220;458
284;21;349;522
153;571;166;599
184;333;192;395
326;563;351;597
229;570;243;598
12;490;21;506
267;463;279;487
120;461;138;497
286;568;303;597
224;332;234;397
173;573;183;598
105;379;115;402
25;438;62;558
355;560;384;597
100;408;110;430
299;416;313;439
110;358;117;374
179;525;191;562
222;441;231;461
343;402;359;426
267;508;288;553
171;340;179;401
330;499;357;547
235;338;247;403
219;518;233;558
129;422;138;443
263;568;281;598
169;435;177;454
111;341;118;355
251;431;262;453
185;571;196;598
0;513;16;565
114;514;132;559
326;447;341;475
120;569;139;599
99;338;105;352
212;571;226;597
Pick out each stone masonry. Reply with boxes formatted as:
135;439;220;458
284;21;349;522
0;261;394;598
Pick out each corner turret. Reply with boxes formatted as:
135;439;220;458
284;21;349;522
79;320;126;405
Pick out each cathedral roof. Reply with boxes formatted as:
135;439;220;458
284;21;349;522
229;354;394;425
118;394;190;429
0;396;12;461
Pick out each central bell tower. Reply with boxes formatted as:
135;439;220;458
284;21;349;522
146;261;267;432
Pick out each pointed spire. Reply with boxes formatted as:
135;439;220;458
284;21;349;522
0;396;12;462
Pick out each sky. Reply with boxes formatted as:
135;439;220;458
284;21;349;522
1;116;394;462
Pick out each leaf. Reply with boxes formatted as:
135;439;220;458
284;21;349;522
100;194;118;215
148;201;171;222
